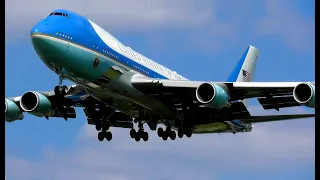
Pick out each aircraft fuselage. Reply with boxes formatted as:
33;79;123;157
30;10;187;122
30;9;251;134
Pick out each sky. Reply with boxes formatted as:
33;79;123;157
5;0;315;180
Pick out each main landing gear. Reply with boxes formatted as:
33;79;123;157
177;127;193;138
97;127;112;141
157;127;176;140
96;107;114;142
84;104;115;142
96;121;113;142
157;126;192;140
129;120;149;142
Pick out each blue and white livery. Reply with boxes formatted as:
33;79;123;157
5;9;315;142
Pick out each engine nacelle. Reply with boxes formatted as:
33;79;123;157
293;83;315;108
196;83;230;109
5;99;24;122
19;91;54;117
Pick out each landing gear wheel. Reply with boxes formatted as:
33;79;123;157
95;123;102;131
98;132;104;141
162;133;168;140
105;131;112;141
61;85;68;95
142;132;149;141
178;129;184;138
157;127;163;137
54;86;68;96
130;128;136;138
169;131;176;140
185;128;192;138
135;136;140;142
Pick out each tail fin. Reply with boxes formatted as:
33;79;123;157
227;45;259;106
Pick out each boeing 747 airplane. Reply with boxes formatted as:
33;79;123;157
5;9;315;142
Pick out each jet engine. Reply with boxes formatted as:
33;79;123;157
5;99;24;122
196;83;230;109
293;83;315;108
19;91;54;117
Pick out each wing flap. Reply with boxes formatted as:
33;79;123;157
257;96;301;110
240;113;315;124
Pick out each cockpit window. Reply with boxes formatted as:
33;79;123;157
49;12;69;18
55;12;63;16
63;13;70;18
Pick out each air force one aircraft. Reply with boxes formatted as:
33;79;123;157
5;9;315;142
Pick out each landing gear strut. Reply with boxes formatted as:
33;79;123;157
96;106;114;142
54;68;69;98
130;120;149;142
85;105;114;142
96;120;113;142
157;120;177;141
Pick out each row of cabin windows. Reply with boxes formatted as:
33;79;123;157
92;45;151;75
56;32;72;39
132;64;150;75
92;45;119;59
49;12;70;18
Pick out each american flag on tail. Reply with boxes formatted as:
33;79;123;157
242;69;251;82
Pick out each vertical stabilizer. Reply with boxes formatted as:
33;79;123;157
227;45;259;107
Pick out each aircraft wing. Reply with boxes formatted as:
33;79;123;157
5;85;91;122
131;76;315;115
5;85;134;128
192;113;314;134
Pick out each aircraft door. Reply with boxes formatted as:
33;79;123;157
66;42;70;52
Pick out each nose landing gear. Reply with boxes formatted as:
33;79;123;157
54;67;69;98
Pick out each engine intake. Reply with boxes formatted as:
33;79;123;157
20;91;53;117
5;99;24;122
293;83;315;108
196;83;230;109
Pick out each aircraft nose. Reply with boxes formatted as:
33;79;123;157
30;19;48;36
